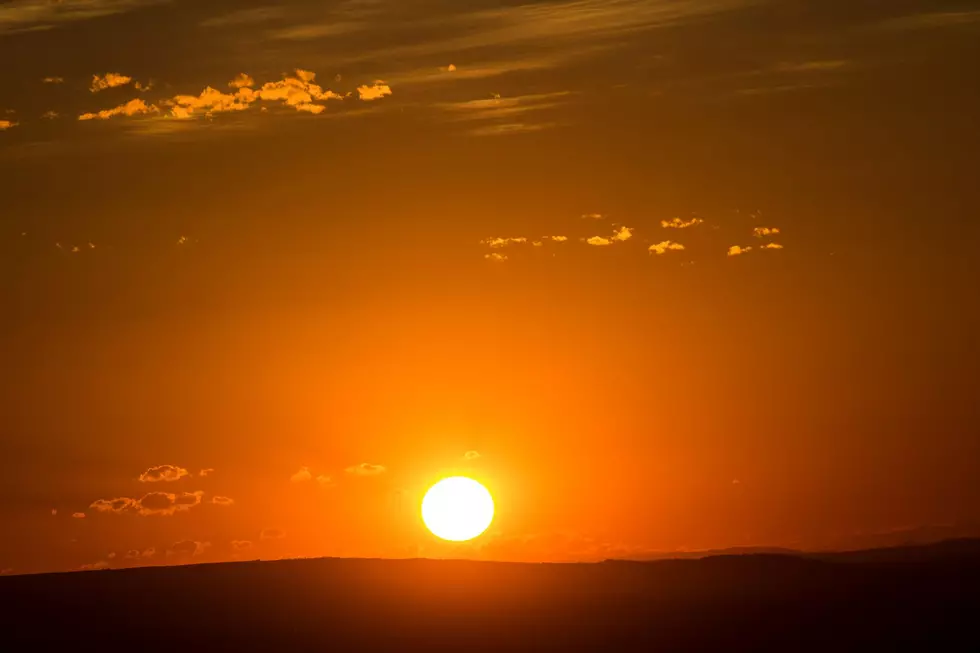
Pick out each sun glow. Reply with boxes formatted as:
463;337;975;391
421;477;495;542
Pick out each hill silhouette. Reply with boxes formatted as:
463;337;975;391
2;539;978;651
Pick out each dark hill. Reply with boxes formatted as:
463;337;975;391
2;539;978;651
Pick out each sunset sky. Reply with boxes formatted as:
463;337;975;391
1;0;979;575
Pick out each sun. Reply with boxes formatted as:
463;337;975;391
421;477;495;542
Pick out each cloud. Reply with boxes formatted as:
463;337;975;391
42;76;64;84
139;465;190;483
290;466;312;483
548;236;569;242
649;241;685;255
316;475;334;486
485;253;508;262
199;6;284;28
611;226;633;242
339;0;749;68
228;74;255;90
254;71;345;112
107;552;117;559
463;451;481;460
168;540;211;558
753;227;780;237
0;120;18;130
90;73;133;93
879;10;980;31
774;60;849;73
446;64;457;72
582;213;604;219
168;86;255;119
231;540;254;552
482;237;527;248
165;71;345;120
51;509;57;516
211;496;234;506
199;468;214;477
260;528;286;540
345;462;386;476
79;561;110;571
78;98;158;121
357;81;392;101
90;491;204;516
469;122;557;136
125;548;155;560
0;0;166;35
761;243;784;250
661;217;704;229
587;226;633;246
439;92;571;122
41;111;59;119
268;22;363;41
72;512;86;519
727;245;752;257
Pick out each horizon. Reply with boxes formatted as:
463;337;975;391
2;0;979;577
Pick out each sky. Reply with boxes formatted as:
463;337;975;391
1;0;979;575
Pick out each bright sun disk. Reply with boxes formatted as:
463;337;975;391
421;477;494;542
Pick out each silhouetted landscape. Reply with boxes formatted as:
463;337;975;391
3;539;977;651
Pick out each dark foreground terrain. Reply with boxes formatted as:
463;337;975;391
2;539;978;651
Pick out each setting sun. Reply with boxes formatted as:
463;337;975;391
421;477;495;542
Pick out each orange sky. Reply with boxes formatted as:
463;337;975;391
1;0;979;575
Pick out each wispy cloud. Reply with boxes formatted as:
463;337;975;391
879;10;980;31
469;121;558;137
341;0;750;66
753;226;780;237
268;22;364;41
0;0;165;35
485;252;508;262
212;496;235;506
42;76;64;84
773;60;849;73
761;242;783;250
439;92;571;122
199;6;284;29
463;451;481;460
